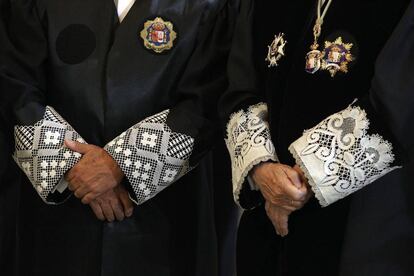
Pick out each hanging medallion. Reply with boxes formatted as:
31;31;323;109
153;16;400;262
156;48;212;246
140;17;177;53
305;48;323;74
265;33;287;68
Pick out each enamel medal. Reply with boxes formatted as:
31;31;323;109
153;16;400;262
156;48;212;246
266;33;287;67
322;37;353;77
305;44;323;74
140;17;177;53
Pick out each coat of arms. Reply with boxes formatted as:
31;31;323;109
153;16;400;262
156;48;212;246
322;37;354;77
140;17;177;53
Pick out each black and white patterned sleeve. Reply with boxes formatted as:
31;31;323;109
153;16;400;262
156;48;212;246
104;110;195;205
289;103;403;207
225;103;278;204
13;106;86;204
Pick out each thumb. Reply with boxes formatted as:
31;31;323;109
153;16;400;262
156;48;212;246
65;140;91;154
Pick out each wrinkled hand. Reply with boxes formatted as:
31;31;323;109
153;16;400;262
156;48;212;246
265;201;291;237
264;164;313;237
65;140;124;204
89;185;134;222
293;164;313;203
251;162;309;211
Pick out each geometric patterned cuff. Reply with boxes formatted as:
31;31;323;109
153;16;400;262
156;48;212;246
104;110;195;205
13;106;85;204
225;103;278;205
289;105;400;207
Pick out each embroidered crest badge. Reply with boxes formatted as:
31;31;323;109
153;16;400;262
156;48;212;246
265;33;287;68
322;37;354;77
140;17;177;53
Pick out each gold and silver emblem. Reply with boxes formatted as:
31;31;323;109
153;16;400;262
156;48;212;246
140;17;177;53
322;37;354;77
266;33;287;68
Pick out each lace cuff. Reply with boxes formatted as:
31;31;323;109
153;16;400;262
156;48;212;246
289;105;400;207
13;106;85;204
104;110;195;205
225;103;278;204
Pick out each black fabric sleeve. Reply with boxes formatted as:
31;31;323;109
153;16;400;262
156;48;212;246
217;0;275;209
370;0;414;158
0;0;85;204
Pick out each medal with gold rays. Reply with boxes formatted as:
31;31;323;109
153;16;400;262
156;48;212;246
321;37;353;77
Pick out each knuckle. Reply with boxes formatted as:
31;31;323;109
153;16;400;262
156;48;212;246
293;192;304;201
270;198;278;206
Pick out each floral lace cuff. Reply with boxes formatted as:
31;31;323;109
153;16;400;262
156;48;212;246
289;105;400;207
225;103;278;205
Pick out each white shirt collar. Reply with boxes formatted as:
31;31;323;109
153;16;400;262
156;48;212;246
114;0;136;22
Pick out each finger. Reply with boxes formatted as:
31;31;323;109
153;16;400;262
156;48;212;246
119;190;134;217
293;165;307;183
74;185;89;199
65;168;77;184
65;140;91;154
90;201;105;221
265;202;279;235
67;178;81;192
279;203;299;212
284;168;303;189
276;212;289;237
110;198;125;221
99;200;115;222
280;197;306;210
81;192;99;204
281;181;307;202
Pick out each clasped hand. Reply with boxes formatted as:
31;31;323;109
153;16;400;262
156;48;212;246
64;140;134;222
251;162;312;237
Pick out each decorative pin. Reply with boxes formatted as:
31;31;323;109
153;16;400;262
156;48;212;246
266;33;287;68
322;37;353;77
305;48;323;74
140;17;177;53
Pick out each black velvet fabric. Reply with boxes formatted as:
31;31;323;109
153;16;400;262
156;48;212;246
0;0;19;274
221;0;413;275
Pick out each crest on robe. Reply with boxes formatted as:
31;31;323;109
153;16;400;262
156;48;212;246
140;17;177;53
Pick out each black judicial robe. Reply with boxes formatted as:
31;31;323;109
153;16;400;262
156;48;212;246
0;0;238;275
220;0;414;275
0;0;20;274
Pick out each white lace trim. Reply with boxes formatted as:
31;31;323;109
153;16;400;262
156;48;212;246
225;103;278;204
289;105;399;207
13;106;85;204
104;109;195;205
